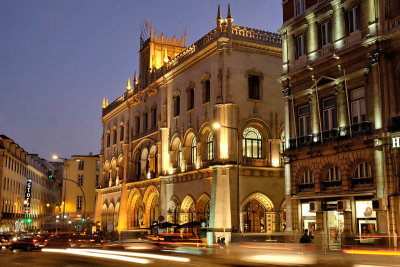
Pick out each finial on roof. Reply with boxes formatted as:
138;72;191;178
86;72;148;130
226;4;233;21
134;71;138;85
106;98;109;106
216;5;223;28
184;28;187;47
217;5;222;20
126;77;132;90
102;97;106;108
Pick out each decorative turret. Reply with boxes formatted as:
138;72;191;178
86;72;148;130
216;5;223;28
102;97;106;108
226;4;233;25
126;77;132;91
184;28;187;47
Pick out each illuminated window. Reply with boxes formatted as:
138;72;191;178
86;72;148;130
296;34;306;58
191;137;197;164
243;127;262;158
177;142;182;168
326;166;341;182
78;174;84;186
301;170;314;184
207;132;214;160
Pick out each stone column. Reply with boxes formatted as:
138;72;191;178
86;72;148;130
306;13;318;61
309;92;320;139
369;53;382;130
375;143;388;234
332;0;346;50
117;143;129;232
335;82;348;133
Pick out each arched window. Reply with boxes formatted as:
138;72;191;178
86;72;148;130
191;137;197;164
207;132;214;160
135;115;140;135
177;142;182;168
354;162;371;179
301;169;313;184
173;96;180;117
120;125;124;141
113;129;117;145
143;112;148;131
326;166;341;182
243;127;262;158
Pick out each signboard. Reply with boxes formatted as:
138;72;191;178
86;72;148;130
324;203;337;211
393;137;400;148
24;178;32;213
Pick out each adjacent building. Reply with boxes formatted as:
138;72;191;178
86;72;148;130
95;6;286;242
59;154;100;231
0;135;60;232
280;0;400;248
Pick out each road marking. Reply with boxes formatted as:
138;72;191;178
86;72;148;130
42;248;150;264
74;248;191;263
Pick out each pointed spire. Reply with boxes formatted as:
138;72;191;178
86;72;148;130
126;77;132;90
184;28;187;47
217;5;222;20
216;5;223;28
106;98;109;106
134;71;138;85
227;4;232;19
102;97;106;108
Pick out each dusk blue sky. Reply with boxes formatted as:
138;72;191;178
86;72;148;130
0;0;282;160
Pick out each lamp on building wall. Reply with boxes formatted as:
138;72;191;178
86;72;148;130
212;122;241;233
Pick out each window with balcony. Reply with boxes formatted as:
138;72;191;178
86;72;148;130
296;0;305;15
351;88;366;124
173;95;180;117
320;21;331;47
322;97;337;131
191;137;197;165
296;34;306;58
248;75;260;100
207;132;214;161
347;6;360;34
187;88;194;110
243;127;262;159
298;105;310;137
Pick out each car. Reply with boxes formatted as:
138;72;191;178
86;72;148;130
0;234;11;248
9;235;45;251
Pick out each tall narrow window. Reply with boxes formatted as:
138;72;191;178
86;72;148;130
120;125;124;141
191;137;197;165
78;174;84;186
113;129;117;145
248;75;260;100
151;106;157;128
298;105;310;136
348;6;360;34
177;142;182;168
296;0;305;15
207;132;214;160
296;34;306;58
204;80;210;103
106;133;110;147
135;115;140;134
354;162;371;179
320;21;331;47
78;160;84;170
143;112;148;131
95;175;99;187
301;170;314;184
350;88;366;124
76;195;83;211
174;96;180;117
96;160;100;171
326;166;341;182
243;127;262;158
188;88;194;110
322;97;337;131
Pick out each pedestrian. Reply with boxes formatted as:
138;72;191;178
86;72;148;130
300;229;311;243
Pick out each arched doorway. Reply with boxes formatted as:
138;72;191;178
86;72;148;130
196;194;210;225
167;197;180;224
180;195;196;224
127;189;143;229
143;185;159;227
101;203;107;231
241;193;275;233
107;203;115;232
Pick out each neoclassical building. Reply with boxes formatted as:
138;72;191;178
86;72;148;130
95;6;285;242
279;0;400;249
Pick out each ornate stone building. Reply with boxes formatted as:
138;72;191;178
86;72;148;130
95;6;285;242
280;0;400;248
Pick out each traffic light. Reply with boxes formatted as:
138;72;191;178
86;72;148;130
47;171;53;179
82;218;86;222
27;218;32;223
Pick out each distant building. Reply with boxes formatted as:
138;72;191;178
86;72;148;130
0;135;60;232
59;153;99;231
95;5;286;242
280;0;400;248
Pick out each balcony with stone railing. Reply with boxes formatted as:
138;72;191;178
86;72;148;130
344;31;362;47
242;157;268;167
385;15;400;33
352;177;374;188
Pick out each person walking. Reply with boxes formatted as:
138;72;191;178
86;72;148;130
300;229;311;243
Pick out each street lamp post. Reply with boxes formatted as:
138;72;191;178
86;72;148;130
213;122;241;233
52;155;86;232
